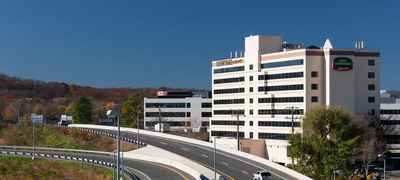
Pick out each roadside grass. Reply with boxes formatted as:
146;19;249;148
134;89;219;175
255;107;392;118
0;156;112;180
0;121;136;152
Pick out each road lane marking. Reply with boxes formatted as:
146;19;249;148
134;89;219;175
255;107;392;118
241;170;249;175
180;147;189;151
201;154;208;158
222;161;229;166
160;142;168;145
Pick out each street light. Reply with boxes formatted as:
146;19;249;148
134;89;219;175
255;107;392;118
107;109;122;180
378;153;386;180
231;110;245;151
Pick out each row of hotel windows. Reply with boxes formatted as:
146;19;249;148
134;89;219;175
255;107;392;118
258;72;303;80
211;131;290;140
258;84;304;92
261;59;304;69
213;59;375;76
213;59;303;75
145;121;191;127
146;121;211;127
145;102;212;108
214;66;244;74
214;71;304;85
146;111;212;117
381;109;400;114
213;97;304;105
213;109;303;115
211;120;300;127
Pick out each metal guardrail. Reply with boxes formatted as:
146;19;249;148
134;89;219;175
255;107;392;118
0;146;140;180
77;128;147;147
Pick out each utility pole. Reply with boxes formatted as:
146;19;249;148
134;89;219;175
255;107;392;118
213;137;217;180
32;118;35;160
232;110;245;151
158;107;162;132
116;115;121;180
137;111;140;148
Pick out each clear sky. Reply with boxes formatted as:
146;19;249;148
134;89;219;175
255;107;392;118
0;0;398;89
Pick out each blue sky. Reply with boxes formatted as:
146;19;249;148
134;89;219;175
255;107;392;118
0;0;398;89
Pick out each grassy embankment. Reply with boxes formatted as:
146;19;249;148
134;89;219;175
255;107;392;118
0;121;135;179
0;156;112;180
0;121;136;152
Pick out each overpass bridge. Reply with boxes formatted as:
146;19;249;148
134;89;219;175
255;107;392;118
69;124;312;180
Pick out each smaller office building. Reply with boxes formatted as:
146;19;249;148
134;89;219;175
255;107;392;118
380;90;400;149
144;88;212;132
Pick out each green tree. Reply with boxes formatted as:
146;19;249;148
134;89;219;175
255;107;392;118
288;106;364;179
71;97;93;124
120;95;143;127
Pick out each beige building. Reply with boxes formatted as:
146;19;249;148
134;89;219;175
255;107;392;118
210;35;380;164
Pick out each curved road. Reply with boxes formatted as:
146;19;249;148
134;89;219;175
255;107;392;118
77;126;306;180
0;146;194;180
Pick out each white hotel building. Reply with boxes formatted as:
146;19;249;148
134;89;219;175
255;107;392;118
380;90;400;149
210;35;380;164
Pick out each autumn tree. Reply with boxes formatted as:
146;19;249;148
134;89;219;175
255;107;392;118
121;95;143;127
71;97;93;124
288;106;364;179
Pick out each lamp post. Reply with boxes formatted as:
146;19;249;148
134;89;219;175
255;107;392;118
107;109;121;180
213;136;217;180
231;110;244;151
378;153;386;180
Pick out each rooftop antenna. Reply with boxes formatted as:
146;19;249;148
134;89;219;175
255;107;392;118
230;52;233;58
234;50;238;58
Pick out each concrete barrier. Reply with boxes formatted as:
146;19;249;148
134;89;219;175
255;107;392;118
69;124;313;180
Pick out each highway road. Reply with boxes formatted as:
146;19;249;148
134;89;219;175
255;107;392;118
80;127;301;180
0;146;195;180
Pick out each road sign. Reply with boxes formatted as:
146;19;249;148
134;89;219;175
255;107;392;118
31;113;43;124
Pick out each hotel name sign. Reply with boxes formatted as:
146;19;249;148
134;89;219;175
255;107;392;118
214;59;244;67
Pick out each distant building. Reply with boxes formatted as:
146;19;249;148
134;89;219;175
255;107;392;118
380;90;400;149
143;88;212;132
210;35;380;164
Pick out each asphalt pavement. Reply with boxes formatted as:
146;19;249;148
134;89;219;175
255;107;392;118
0;146;195;180
89;128;295;180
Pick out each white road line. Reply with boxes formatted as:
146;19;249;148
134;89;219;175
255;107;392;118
241;170;249;175
160;142;168;145
180;147;189;151
222;161;229;166
201;154;208;158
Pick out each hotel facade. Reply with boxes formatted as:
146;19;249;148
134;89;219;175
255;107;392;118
210;35;380;164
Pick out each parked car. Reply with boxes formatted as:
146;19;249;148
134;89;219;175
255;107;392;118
253;171;272;180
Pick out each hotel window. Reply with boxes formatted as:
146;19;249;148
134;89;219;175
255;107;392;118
261;59;304;69
250;98;253;103
258;72;303;80
368;97;375;103
186;112;191;117
201;103;212;108
368;72;375;79
368;59;375;66
186;103;191;108
258;133;289;140
311;71;318;77
249;109;253;115
368;84;375;91
311;96;319;102
258;84;304;92
250;132;253;139
214;88;244;94
249;121;253;126
311;84;318;90
214;77;245;84
249;76;253;81
250;87;253;92
211;131;244;138
213;66;245;74
250;64;253;70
